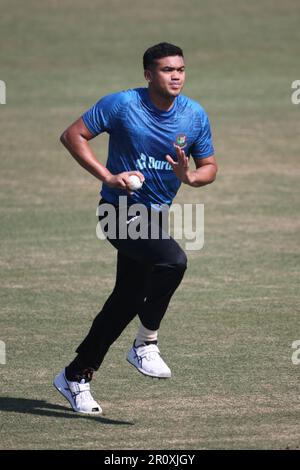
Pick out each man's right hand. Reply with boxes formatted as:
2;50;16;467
104;171;145;194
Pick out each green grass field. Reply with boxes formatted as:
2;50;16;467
1;0;300;450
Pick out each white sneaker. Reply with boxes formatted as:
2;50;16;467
127;342;171;378
53;369;102;414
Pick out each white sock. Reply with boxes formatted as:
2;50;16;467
135;323;158;347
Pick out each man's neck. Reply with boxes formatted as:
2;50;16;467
147;88;176;112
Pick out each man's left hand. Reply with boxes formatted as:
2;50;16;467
166;145;195;185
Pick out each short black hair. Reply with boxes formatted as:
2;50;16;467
143;42;184;70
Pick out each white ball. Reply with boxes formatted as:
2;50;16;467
128;175;143;191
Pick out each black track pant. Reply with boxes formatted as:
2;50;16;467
68;200;187;372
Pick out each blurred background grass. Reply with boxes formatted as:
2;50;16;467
0;0;300;449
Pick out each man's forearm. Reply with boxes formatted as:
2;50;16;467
186;164;217;187
60;132;111;183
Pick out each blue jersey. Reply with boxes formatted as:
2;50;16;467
82;88;214;208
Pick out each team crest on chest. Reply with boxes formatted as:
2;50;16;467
174;134;187;149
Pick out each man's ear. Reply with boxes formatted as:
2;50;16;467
144;69;152;84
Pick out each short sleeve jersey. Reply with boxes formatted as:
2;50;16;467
82;88;214;208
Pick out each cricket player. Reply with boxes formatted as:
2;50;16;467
54;42;217;414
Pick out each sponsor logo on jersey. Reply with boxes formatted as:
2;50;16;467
136;153;173;171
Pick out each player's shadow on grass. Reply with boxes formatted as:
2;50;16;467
0;397;134;425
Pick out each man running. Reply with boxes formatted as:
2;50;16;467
54;42;217;414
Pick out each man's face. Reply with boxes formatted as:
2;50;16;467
145;55;186;99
